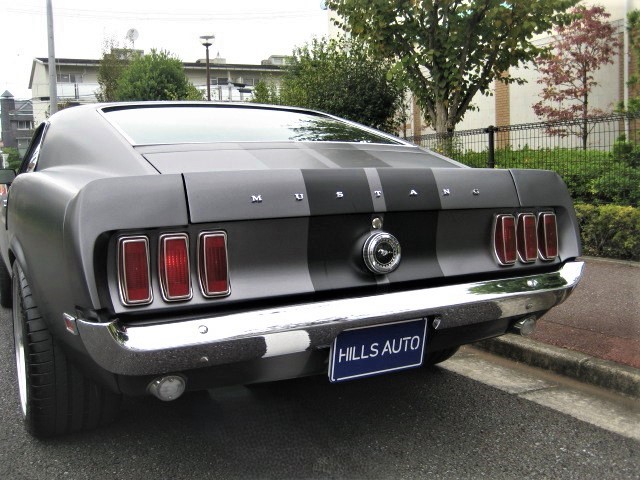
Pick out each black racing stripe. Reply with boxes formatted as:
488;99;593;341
383;212;444;282
307;214;377;292
302;169;374;216
377;168;441;211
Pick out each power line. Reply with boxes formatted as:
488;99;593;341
5;6;323;22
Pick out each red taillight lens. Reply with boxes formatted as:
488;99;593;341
517;213;538;263
159;234;192;301
199;232;230;297
494;215;517;265
118;237;152;305
538;213;558;260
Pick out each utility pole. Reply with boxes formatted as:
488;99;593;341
47;0;58;115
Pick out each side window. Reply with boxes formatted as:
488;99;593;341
19;123;48;174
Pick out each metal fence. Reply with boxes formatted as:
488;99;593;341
406;113;640;206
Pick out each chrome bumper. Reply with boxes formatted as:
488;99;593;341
77;261;584;376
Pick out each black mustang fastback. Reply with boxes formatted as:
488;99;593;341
0;103;583;437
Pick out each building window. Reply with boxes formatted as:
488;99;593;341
211;77;229;86
56;73;83;83
16;120;34;130
243;78;256;86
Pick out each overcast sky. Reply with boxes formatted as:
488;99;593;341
0;0;330;100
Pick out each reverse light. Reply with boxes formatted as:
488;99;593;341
118;236;152;305
538;213;559;260
198;232;230;297
159;234;192;301
493;215;517;265
517;213;538;263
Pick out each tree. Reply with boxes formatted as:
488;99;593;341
1;147;20;171
251;79;279;105
96;39;139;102
326;0;577;134
115;49;203;101
533;5;622;149
622;9;640;114
254;36;404;132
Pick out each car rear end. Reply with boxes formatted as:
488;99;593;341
60;104;582;396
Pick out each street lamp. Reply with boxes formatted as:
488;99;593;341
199;35;215;101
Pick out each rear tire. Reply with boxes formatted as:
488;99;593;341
423;347;459;367
0;259;12;308
12;262;121;437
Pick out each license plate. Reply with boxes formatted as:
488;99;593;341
329;319;427;383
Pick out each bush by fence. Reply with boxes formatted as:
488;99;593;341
575;204;640;261
408;114;640;207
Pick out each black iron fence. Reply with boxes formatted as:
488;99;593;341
407;113;640;206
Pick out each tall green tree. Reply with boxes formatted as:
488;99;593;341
115;49;203;101
96;39;138;102
327;0;577;134
254;36;403;132
623;9;640;114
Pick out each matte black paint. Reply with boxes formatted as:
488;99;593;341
302;169;374;216
376;168;441;211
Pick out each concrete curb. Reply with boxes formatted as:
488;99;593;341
474;334;640;399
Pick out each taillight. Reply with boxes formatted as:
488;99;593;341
198;232;230;297
538;213;558;260
159;234;192;301
517;213;538;263
494;215;517;265
118;236;152;305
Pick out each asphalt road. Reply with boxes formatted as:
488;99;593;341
0;308;638;480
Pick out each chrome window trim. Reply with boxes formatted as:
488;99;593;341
117;236;153;306
21;122;50;174
197;231;231;298
158;233;193;302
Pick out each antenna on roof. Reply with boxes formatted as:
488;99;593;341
125;28;139;49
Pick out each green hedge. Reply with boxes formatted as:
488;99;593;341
574;204;640;261
453;147;639;206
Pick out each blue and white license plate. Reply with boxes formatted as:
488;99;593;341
329;319;428;383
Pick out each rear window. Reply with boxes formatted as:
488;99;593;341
103;105;401;146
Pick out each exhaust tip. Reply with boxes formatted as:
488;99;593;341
511;316;537;336
148;375;186;401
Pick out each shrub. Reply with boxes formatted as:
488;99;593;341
574;203;640;260
454;147;639;206
1;146;21;171
612;134;640;168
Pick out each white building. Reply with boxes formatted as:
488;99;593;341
28;55;285;125
453;0;639;135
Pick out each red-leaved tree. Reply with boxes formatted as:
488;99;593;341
533;5;621;149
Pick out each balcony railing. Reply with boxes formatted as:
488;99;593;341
56;83;99;101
